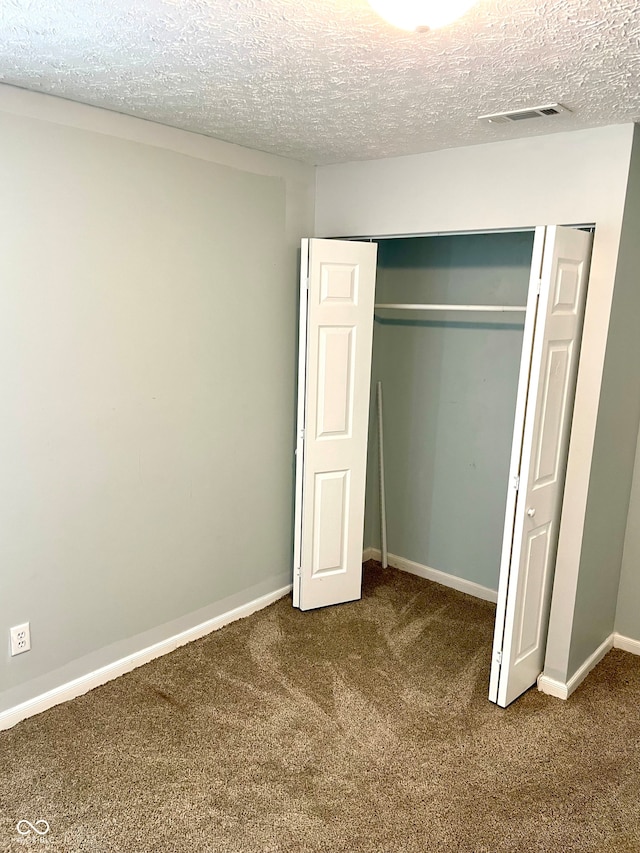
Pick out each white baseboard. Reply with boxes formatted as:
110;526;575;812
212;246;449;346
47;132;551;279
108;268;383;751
536;673;570;700
0;584;291;732
363;548;497;603
613;632;640;655
538;633;614;700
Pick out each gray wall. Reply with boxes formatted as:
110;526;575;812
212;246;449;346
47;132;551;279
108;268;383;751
0;99;314;714
364;232;534;591
617;433;640;640
614;128;640;644
565;126;640;672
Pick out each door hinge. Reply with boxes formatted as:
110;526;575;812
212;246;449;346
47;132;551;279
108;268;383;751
513;474;520;491
494;650;503;666
305;277;310;291
299;428;306;441
536;278;542;295
295;566;302;578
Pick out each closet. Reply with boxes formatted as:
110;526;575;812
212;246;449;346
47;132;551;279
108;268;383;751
292;226;593;707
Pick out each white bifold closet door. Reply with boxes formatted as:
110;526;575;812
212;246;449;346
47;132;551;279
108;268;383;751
294;228;592;709
293;238;378;610
489;225;593;708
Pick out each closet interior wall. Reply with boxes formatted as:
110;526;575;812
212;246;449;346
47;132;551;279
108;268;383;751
364;232;535;593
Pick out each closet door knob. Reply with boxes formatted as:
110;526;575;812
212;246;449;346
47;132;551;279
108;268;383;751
527;507;536;518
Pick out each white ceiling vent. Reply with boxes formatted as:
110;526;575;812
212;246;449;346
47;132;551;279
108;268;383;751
479;104;571;124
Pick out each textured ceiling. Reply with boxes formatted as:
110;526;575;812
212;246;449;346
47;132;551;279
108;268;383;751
0;0;639;164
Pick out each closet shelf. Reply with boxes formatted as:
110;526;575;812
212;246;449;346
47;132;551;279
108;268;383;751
374;303;527;313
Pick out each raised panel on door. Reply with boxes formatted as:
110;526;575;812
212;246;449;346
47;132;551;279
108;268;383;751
513;522;552;663
491;226;593;707
533;341;573;488
312;470;350;575
316;326;355;438
293;238;377;611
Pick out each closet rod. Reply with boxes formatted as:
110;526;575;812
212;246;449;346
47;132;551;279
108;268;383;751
375;303;527;313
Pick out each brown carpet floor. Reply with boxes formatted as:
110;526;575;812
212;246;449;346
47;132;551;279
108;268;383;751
1;561;640;853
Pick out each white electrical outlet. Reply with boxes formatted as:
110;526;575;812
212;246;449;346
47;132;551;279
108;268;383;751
10;623;31;656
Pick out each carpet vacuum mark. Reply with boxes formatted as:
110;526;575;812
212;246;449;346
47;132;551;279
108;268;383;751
1;562;639;852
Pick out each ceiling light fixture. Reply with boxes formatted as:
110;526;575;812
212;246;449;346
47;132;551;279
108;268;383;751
367;0;479;31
